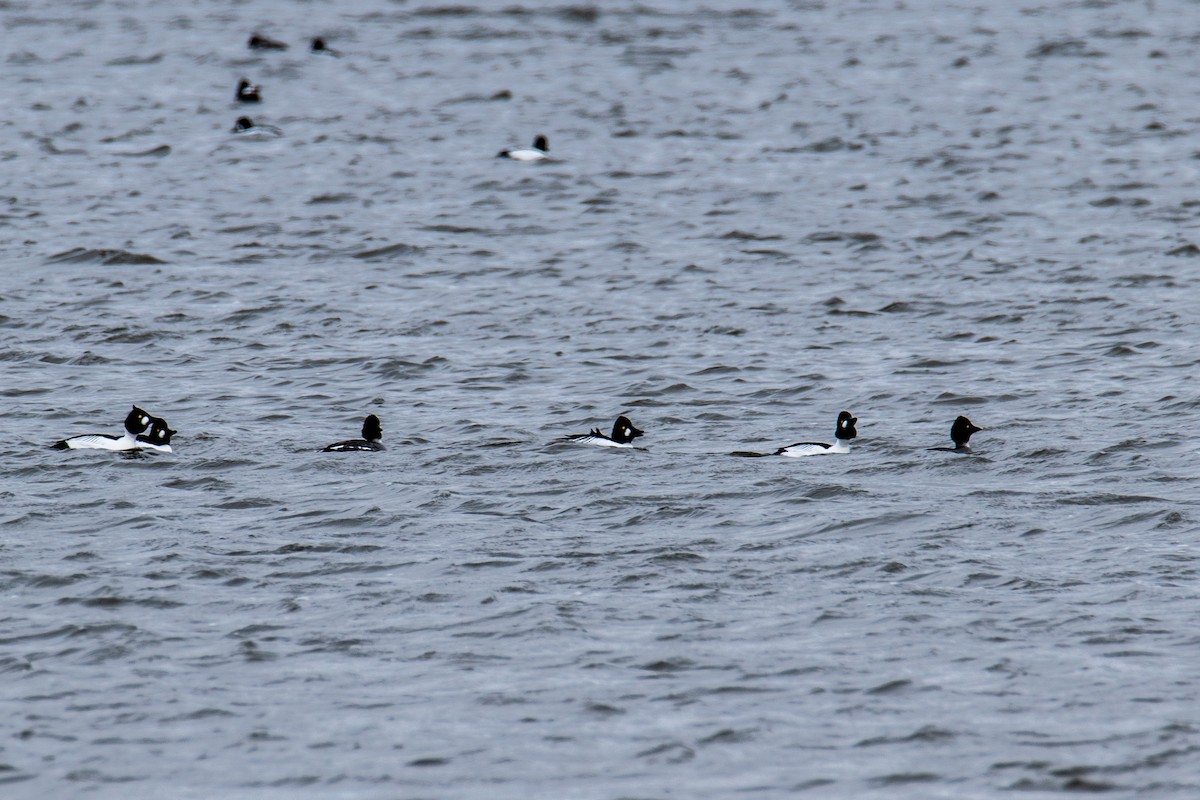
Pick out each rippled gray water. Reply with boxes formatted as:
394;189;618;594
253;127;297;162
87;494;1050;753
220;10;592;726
3;1;1200;797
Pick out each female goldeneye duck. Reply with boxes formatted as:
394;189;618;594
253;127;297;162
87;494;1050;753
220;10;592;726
322;414;384;452
562;415;644;448
248;33;288;51
236;79;261;103
231;117;283;137
929;416;983;453
136;416;177;453
773;410;858;457
311;37;339;56
497;135;549;161
51;404;152;451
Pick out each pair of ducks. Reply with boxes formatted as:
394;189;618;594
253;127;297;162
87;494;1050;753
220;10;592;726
562;411;985;455
52;405;176;453
319;411;636;453
247;33;336;54
554;411;867;456
316;412;641;453
558;413;859;455
231;76;276;136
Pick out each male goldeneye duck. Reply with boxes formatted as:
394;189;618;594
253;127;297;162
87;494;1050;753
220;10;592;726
51;405;152;451
497;135;549;161
231;117;283;137
248;33;288;51
136;416;177;453
562;415;644;448
322;414;384;452
236;79;261;103
928;416;983;453
773;410;858;457
311;37;339;56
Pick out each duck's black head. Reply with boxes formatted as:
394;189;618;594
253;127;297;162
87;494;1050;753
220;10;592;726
143;416;176;445
125;405;152;435
311;37;328;52
611;415;643;444
835;410;857;441
950;416;982;448
532;134;548;152
362;414;382;442
232;117;255;132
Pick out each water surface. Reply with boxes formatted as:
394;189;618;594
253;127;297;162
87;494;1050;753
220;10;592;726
3;1;1200;797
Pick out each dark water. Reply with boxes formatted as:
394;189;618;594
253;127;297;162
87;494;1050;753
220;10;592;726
3;1;1200;797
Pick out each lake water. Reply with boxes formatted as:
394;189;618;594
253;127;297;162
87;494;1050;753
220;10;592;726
3;1;1200;797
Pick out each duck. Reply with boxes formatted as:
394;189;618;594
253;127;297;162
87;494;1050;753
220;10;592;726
51;405;153;451
562;415;643;448
928;416;983;453
322;415;384;452
732;411;858;457
235;79;261;103
774;411;858;456
231;117;283;138
248;33;288;51
310;37;339;56
136;416;177;453
497;135;549;161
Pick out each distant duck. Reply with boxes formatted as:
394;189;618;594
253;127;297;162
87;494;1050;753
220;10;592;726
51;405;152;451
310;37;339;56
231;116;283;138
733;411;858;457
235;79;261;103
248;33;288;51
136;416;177;453
562;415;644;448
928;416;983;454
322;415;384;452
497;134;549;161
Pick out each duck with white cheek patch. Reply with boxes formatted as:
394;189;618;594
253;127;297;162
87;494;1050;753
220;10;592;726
562;415;644;448
731;411;858;457
51;405;153;451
